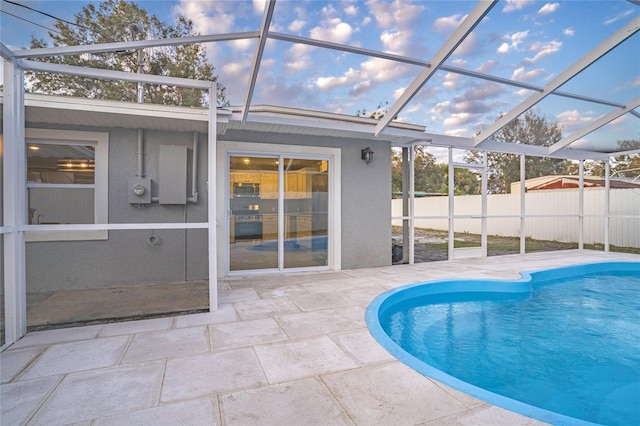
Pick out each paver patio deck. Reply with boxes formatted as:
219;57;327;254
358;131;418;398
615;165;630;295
2;250;638;425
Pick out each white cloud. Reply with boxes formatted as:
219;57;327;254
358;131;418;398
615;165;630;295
442;73;462;89
563;27;574;36
380;30;411;54
515;88;533;97
253;0;266;14
556;109;594;133
349;80;372;97
510;30;529;48
310;19;353;43
451;58;467;67
287;58;313;72
444;112;477;127
344;5;358;16
498;30;528;55
366;0;425;29
288;20;306;32
604;9;633;25
511;66;546;81
316;67;364;91
445;128;472;138
174;0;237;34
362;16;371;26
464;82;504;101
432;14;464;33
476;60;498;73
524;40;562;63
288;43;314;57
538;2;560;16
497;42;510;55
230;38;254;51
361;57;410;83
454;33;479;57
502;0;536;13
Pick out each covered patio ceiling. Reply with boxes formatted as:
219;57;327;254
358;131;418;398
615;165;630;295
2;0;639;160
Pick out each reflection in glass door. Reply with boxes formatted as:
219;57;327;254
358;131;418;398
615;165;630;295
229;155;279;271
284;158;328;269
228;155;329;273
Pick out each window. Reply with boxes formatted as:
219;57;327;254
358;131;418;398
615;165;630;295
26;129;109;242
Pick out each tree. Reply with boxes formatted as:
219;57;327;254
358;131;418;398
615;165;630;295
465;110;570;193
391;147;479;196
28;0;227;107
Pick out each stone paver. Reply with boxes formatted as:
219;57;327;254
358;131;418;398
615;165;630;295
220;377;353;425
254;335;359;384
0;346;44;383
4;251;635;425
0;376;61;425
209;317;287;350
28;361;164;426
121;326;209;363
20;336;130;380
161;348;268;402
94;398;219;426
322;361;467;425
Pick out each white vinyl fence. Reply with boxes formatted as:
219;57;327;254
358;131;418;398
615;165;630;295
392;188;640;248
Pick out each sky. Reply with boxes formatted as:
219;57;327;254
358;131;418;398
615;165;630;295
1;0;639;153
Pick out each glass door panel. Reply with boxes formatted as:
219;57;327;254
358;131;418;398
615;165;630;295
283;158;329;269
229;155;279;271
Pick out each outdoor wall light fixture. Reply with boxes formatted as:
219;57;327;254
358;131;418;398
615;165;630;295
361;147;374;164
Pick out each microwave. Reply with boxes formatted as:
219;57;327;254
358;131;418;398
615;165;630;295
233;182;260;198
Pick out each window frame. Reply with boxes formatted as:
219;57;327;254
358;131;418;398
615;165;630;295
25;128;109;242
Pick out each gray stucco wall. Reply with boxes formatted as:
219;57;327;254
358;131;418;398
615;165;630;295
25;126;209;294
25;124;391;294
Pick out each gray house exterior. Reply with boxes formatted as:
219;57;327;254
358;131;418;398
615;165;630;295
11;94;426;299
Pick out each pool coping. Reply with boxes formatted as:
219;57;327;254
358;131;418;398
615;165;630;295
365;261;640;426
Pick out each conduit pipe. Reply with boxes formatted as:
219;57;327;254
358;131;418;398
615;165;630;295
137;128;144;177
187;131;199;204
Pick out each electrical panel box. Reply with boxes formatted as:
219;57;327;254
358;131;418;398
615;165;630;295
159;145;187;204
128;178;151;204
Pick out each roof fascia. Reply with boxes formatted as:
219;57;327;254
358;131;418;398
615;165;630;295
238;104;425;132
240;0;276;124
18;59;211;90
11;32;259;59
474;15;640;147
21;93;232;123
549;96;640;154
374;0;497;136
235;112;427;143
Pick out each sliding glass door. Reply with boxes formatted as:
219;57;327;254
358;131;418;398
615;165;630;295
228;154;329;273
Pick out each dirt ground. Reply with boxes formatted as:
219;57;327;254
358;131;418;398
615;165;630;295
392;227;581;263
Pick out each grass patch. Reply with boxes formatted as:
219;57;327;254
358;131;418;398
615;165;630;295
393;226;638;255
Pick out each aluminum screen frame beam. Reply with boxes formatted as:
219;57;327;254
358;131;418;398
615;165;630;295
474;15;640;148
374;0;498;136
240;0;276;124
11;32;259;59
549;96;640;154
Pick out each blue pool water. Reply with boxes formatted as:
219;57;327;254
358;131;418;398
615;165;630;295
366;262;640;426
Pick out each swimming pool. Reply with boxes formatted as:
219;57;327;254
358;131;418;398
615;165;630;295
366;261;640;426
